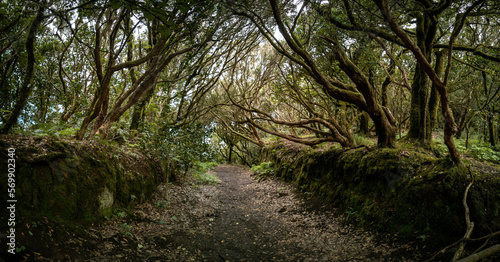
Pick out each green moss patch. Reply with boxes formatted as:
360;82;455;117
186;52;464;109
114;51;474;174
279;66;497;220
0;135;177;224
262;141;500;244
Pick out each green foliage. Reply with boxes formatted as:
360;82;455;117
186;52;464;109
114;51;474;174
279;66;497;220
345;207;358;222
105;209;129;220
417;234;427;242
353;134;375;147
121;223;131;231
251;162;274;181
116;211;127;218
190;161;220;184
138;122;217;172
192;171;220;184
15;122;78;137
15;245;26;253
251;161;274;175
154;200;169;209
193;161;218;171
120;223;132;236
468;142;500;163
57;127;79;137
434;138;500;164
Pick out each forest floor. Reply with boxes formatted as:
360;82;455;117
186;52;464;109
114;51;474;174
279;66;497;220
9;165;431;261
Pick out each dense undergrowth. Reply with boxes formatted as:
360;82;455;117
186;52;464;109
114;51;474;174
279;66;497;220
190;161;220;184
13;121;220;169
434;137;500;164
250;161;274;181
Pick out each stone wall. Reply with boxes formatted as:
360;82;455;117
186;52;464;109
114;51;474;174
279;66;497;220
0;135;177;222
262;141;500;244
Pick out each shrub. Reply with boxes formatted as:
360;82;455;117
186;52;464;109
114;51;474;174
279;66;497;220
251;162;274;181
190;161;220;184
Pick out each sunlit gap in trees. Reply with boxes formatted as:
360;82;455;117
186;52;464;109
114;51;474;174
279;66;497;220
272;0;306;41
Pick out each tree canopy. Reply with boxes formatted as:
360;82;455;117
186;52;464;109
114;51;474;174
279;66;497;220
1;0;500;164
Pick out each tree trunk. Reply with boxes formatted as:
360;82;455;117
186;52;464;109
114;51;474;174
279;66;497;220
96;42;194;139
374;0;460;163
455;91;472;139
76;11;110;140
98;72;158;138
130;16;155;131
407;14;437;144
77;71;113;139
381;58;396;107
374;108;397;147
329;36;397;147
359;112;370;135
130;88;154;130
480;71;497;147
129;103;142;131
488;110;496;147
407;63;429;142
441;93;461;163
427;51;445;140
39;90;47;124
60;92;80;122
0;4;45;134
228;142;233;164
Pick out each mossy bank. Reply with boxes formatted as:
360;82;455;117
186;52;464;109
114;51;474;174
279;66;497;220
261;141;500;244
0;135;177;224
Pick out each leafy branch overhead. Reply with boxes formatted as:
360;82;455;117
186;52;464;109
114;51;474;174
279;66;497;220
1;0;500;162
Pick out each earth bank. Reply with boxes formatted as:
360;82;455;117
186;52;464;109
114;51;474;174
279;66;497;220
261;141;500;245
0;135;176;222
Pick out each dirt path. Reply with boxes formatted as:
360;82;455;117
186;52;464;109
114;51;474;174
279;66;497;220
23;164;423;261
190;164;421;262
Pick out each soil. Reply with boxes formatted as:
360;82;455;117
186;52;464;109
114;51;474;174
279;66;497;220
3;164;428;261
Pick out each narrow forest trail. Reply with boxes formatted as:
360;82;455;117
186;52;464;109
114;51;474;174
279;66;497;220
44;165;423;261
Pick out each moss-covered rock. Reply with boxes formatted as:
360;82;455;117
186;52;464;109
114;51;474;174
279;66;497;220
0;135;177;223
261;141;500;244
